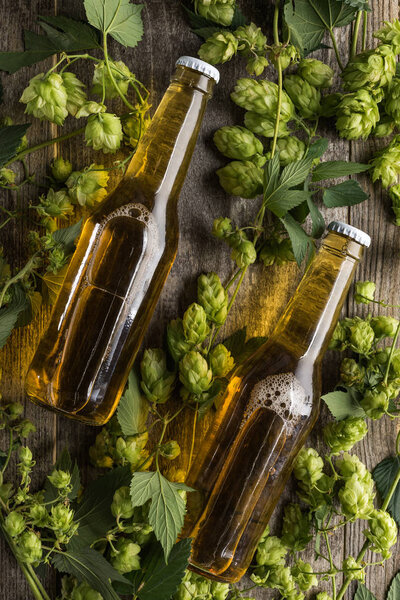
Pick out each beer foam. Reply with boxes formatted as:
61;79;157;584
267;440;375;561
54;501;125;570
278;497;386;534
241;372;311;435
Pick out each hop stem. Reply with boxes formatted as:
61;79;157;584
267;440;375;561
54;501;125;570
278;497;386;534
351;11;363;59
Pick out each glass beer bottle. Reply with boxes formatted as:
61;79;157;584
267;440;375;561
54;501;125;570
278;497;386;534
25;57;219;425
184;222;371;582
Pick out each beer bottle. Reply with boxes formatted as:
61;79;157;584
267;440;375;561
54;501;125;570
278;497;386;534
184;222;371;582
25;57;219;425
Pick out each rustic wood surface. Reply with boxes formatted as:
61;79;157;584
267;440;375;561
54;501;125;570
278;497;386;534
1;0;400;598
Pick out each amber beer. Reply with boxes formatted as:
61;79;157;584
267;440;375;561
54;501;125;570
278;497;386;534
25;57;219;425
184;222;371;582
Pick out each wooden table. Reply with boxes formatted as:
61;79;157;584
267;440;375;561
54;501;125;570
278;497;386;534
1;1;399;598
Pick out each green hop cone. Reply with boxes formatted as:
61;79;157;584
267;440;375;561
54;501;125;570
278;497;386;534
19;446;33;466
336;452;371;484
234;23;266;57
75;100;106;118
385;77;400;125
4;511;26;537
343;556;365;582
197;2;234;27
389;184;400;225
216;160;263;198
71;581;103;600
342;44;396;91
374;19;400;54
372;114;395;137
256;533;287;566
29;504;48;527
140;348;175;403
66;164;109;208
281;503;311;552
339;472;374;520
297;58;334;89
268;43;298;70
92;60;133;99
336;90;379;140
209;343;235;376
197;272;228;325
159;440;181;460
320;92;342;118
47;469;71;489
364;509;397;558
111;538;141;573
244;111;289;138
293;447;324;487
111;486;134;520
115;433;149;469
370;315;399;338
324;417;368;455
167;318;193;362
265;566;299;596
316;594;332;600
183;303;210;345
260;237;294;267
212;217;232;239
283;74;321;119
361;385;389;419
37;188;74;227
85;113;123;154
20;72;68;125
210;581;230;600
348;320;375;355
198;31;238;65
275;136;305;166
329;320;348;350
245;55;269;76
231;78;293;121
370;136;400;188
354;280;376;304
50;503;75;536
61;72;86;116
179;350;213;395
291;559;318;591
231;238;257;268
17;531;42;564
0;168;15;184
340;358;365;387
51;156;72;183
213;125;263;160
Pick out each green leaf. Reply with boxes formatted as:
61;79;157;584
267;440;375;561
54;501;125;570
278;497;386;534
0;124;30;167
136;539;191;600
117;370;149;436
68;466;131;551
52;547;128;600
0;285;29;348
306;138;329;160
222;327;247;361
322;390;366;421
263;154;281;200
354;583;377;600
280;214;312;266
323;180;368;208
312;161;370;182
306;196;325;238
44;448;81;503
236;336;268;364
343;0;370;10
279;156;313;190
283;0;357;55
387;572;400;600
266;189;312;218
84;0;144;47
130;471;192;560
373;456;400;526
52;220;82;256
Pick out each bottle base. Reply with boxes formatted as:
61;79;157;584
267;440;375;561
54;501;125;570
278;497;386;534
187;561;245;583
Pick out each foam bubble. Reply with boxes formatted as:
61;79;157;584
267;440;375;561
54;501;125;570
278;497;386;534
241;372;311;435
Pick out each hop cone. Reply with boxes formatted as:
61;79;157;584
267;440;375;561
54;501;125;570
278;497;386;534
260;237;294;266
336;90;379;140
216;160;263;198
234;23;266;57
231;78;293;121
374;19;400;55
231;238;257;268
244;111;289;138
283;74;321;119
85;113;123;153
140;348;175;403
209;343;235;376
385;77;400;125
51;156;72;183
372;114;395;138
197;2;235;26
66;164;109;207
268;43;298;70
364;509;398;558
275;136;305;166
361;386;389;420
20;72;68;125
92;60;132;99
370;135;400;188
389;184;400;225
245;55;269;77
213;125;263;160
182;303;209;344
197;272;228;325
61;72;86;116
320;93;342;118
342;45;396;91
199;31;238;65
339;473;374;520
167;319;193;362
323;417;368;455
179;350;213;395
212;217;232;239
298;58;334;89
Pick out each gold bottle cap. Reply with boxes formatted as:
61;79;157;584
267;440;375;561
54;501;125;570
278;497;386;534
176;56;220;83
328;221;371;247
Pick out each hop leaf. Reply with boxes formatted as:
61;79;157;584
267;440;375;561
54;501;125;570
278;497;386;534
61;72;86;116
20;72;68;125
85;112;123;153
283;74;321;119
198;31;238;65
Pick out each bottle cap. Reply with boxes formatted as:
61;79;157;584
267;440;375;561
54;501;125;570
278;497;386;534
176;56;220;83
327;221;371;247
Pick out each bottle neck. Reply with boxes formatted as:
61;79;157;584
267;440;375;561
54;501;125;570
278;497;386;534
125;65;214;209
271;232;365;364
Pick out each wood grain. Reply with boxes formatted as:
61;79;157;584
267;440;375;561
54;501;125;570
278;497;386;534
0;1;399;598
